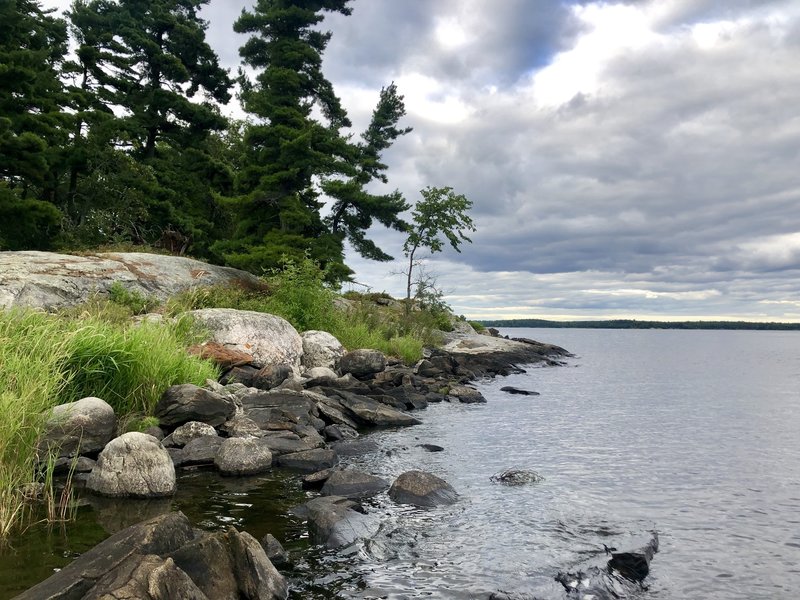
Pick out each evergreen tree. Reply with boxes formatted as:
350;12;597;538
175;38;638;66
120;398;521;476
0;0;68;249
323;82;412;262
65;0;233;253
213;0;354;277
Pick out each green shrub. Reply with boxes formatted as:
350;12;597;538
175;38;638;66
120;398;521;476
108;282;160;315
468;320;486;333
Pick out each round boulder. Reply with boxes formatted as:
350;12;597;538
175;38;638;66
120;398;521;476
339;349;387;378
301;330;345;370
389;470;458;507
86;432;176;498
38;396;116;458
214;437;273;476
188;308;303;370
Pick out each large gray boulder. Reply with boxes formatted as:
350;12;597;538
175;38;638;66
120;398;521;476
86;432;176;498
37;397;116;458
389;470;458;507
187;308;303;370
0;251;259;310
155;384;237;428
214;437;273;476
301;330;345;370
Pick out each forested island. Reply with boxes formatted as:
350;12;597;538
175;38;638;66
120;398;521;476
479;318;800;330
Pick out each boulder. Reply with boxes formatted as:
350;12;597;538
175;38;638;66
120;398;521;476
448;385;487;404
220;416;264;439
229;528;288;600
301;330;345;370
14;512;196;600
339;349;387;378
301;468;335;490
291;496;372;549
155;384;236;428
320;469;389;499
38;397;116;458
277;448;337;473
164;421;218;447
389;470;458;507
176;435;224;467
334;390;422;427
214;437;274;476
260;534;290;567
500;386;540;396
83;554;209;600
0;251;260;311
187;309;303;370
53;456;96;475
252;364;292;390
86;432;176;498
322;424;358;442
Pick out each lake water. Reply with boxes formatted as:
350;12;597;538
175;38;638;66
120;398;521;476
301;328;800;599
3;328;799;599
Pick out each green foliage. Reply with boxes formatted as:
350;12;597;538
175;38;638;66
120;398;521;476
107;282;159;315
0;307;217;537
403;186;476;308
468;320;486;333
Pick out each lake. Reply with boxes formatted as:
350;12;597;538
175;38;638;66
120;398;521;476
2;328;799;599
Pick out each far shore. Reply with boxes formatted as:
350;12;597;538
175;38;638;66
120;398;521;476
479;318;800;331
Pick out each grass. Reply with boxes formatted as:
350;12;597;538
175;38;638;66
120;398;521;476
0;308;218;539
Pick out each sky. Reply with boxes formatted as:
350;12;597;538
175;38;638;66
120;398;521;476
43;0;800;321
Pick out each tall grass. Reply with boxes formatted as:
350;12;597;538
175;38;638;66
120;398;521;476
0;309;218;538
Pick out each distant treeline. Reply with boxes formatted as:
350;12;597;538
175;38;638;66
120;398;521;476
478;319;800;331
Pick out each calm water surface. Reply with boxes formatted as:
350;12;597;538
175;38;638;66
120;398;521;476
2;328;798;599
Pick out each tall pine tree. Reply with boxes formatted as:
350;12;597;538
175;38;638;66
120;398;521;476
0;0;67;249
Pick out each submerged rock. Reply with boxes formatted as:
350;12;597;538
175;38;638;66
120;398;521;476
389;470;458;507
500;386;540;396
490;469;544;486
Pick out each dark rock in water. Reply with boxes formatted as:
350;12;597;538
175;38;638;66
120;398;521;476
301;468;335;490
14;512;196;599
609;532;659;581
214;437;274;476
448;385;487;404
555;532;659;599
320;469;389;499
389;470;458;507
277;448;337;473
417;443;444;452
155;384;236;428
260;533;290;567
500;386;540;396
334;390;422;427
490;469;544;486
291;495;373;548
82;554;208;600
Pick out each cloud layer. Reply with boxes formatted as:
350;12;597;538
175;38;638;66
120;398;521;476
43;0;800;320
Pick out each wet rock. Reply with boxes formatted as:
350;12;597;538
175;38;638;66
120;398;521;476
291;496;372;548
301;468;335;490
500;386;540;396
155;384;236;428
339;349;387;378
214;437;274;476
609;533;659;581
323;424;358;442
490;469;544;486
163;421;218;447
321;469;390;499
83;554;208;600
448;385;487;404
260;534;290;567
38;397;116;459
187;308;303;371
277;448;337;473
229;528;289;600
87;433;175;498
417;444;444;452
301;330;346;370
14;512;196;600
389;470;458;507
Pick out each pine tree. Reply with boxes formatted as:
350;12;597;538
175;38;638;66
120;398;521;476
0;0;68;249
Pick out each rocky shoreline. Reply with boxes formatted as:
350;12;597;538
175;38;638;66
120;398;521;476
16;305;573;600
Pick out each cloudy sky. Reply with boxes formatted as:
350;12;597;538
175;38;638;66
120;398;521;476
46;0;800;321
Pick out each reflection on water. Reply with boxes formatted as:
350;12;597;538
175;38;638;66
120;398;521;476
2;329;799;599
